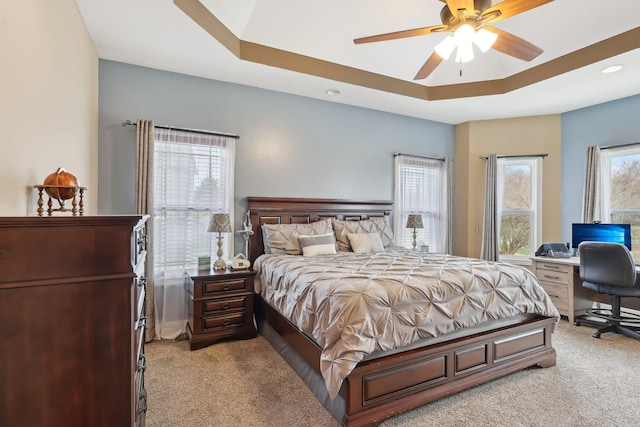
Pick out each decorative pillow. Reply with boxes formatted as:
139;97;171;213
332;217;394;251
347;233;385;254
299;233;337;257
262;218;333;255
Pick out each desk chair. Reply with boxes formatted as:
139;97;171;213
578;241;640;340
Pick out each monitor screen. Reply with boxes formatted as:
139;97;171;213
571;223;632;251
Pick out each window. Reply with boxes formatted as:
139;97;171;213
601;145;640;260
152;127;235;339
498;157;542;260
394;155;451;253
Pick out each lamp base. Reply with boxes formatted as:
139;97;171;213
214;234;227;270
213;257;227;271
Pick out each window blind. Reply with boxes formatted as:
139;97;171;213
153;128;235;277
394;154;451;253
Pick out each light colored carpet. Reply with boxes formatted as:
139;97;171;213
145;320;640;427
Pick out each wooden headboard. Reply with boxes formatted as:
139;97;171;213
246;197;392;263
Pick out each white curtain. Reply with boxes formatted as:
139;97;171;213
394;154;452;253
152;127;236;340
582;145;602;223
480;154;504;261
135;119;155;342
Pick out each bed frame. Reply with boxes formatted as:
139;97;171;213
247;197;557;427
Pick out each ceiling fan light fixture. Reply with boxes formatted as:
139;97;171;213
434;35;456;60
454;24;475;45
474;28;498;52
455;42;474;63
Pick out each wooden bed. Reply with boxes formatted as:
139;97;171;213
247;197;557;427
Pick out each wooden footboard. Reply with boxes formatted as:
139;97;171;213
256;297;556;427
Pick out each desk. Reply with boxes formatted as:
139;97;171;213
531;256;640;324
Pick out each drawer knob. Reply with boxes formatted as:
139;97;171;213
543;274;560;280
138;392;148;414
222;318;230;326
222;302;229;310
137;354;146;372
222;284;230;291
137;316;147;329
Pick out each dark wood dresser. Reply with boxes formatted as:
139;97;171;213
0;215;148;427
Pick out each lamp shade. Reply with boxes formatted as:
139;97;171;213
405;214;424;229
208;213;232;233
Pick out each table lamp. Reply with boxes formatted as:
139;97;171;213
208;213;232;270
405;214;424;250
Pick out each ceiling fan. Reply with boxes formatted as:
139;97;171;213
354;0;553;80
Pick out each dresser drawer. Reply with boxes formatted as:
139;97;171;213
197;311;247;333
198;295;247;317
199;278;249;296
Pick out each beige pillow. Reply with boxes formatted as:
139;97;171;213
299;233;337;256
347;233;385;253
262;218;333;255
332;217;393;251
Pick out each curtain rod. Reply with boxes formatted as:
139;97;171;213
394;153;446;161
601;141;640;150
479;153;548;160
122;120;240;139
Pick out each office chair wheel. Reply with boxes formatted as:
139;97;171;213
573;320;581;326
592;331;601;338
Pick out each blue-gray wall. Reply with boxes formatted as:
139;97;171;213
98;60;454;243
98;60;640;249
560;94;640;243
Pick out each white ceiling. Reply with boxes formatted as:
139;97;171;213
75;0;640;124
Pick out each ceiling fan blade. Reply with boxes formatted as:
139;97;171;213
485;27;542;61
444;0;476;18
482;0;554;24
414;52;444;80
354;25;448;44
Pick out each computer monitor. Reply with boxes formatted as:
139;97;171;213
571;223;632;251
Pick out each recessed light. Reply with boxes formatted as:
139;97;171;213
325;89;341;96
601;65;623;74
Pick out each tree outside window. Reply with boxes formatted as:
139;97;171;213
605;147;640;260
498;157;542;259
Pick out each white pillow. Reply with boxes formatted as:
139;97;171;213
299;233;337;257
347;233;385;254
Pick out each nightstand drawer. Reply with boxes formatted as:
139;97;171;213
199;296;247;316
200;278;248;296
199;311;247;332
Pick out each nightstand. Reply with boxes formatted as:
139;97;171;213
186;269;257;350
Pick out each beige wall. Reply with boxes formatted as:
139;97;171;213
0;0;98;216
454;115;562;258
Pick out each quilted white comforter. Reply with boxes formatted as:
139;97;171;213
255;249;560;398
